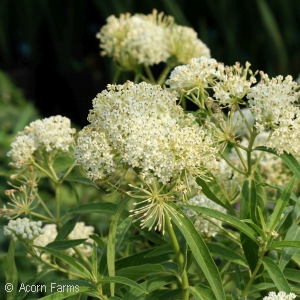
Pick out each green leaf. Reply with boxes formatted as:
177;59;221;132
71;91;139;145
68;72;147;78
262;257;291;292
196;176;235;213
92;243;98;280
98;276;147;294
116;264;173;281
279;223;300;270
65;175;99;188
240;233;259;273
168;202;225;300
268;240;300;249
283;268;300;284
144;244;173;258
5;241;18;300
67;202;129;219
266;176;296;232
255;147;300;180
182;205;258;243
291;249;300;267
107;196;132;296
207;243;248;267
123;275;176;300
38;287;93;300
254;170;268;218
47;239;87;250
188;284;216;300
148;288;182;300
249;282;276;294
235;264;245;297
34;246;91;280
55;214;82;241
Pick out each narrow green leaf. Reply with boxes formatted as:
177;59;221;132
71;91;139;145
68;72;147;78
182;205;258;243
66;176;99;188
168;202;225;300
144;244;173;258
207;243;248;267
235;264;245;297
116;264;172;281
254;170;268;218
268;240;300;249
55;214;82;241
123;276;176;300
188;284;216;300
5;241;18;300
291;249;300;267
241;233;259;273
240;179;250;220
47;239;87;250
283;268;300;284
266;176;296;232
38;287;93;300
249;282;276;294
34;246;91;279
107;196;132;296
92;243;98;280
149;288;181;300
255;147;300;180
279;223;300;270
262;257;291;292
196;176;235;214
98;276;147;294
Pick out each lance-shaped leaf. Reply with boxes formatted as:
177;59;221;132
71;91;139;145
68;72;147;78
262;257;291;292
107;196;132;296
182;205;258;243
34;246;92;280
167;202;225;300
196;176;235;213
255;147;300;180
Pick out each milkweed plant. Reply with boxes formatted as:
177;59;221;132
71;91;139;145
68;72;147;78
2;10;300;300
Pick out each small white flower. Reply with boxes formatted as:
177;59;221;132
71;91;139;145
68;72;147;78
7;116;75;169
4;218;44;242
166;25;210;64
166;57;223;96
263;291;297;300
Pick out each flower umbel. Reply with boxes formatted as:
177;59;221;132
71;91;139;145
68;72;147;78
128;179;183;234
262;291;297;300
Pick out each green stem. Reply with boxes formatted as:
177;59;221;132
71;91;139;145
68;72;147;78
37;194;55;219
55;183;61;224
133;65;142;83
232;144;248;171
112;68;121;84
60;162;76;182
220;152;247;176
143;64;156;84
236;105;253;135
246;128;258;177
241;259;263;298
164;213;189;300
157;62;175;85
33;162;58;183
30;211;56;223
73;246;93;273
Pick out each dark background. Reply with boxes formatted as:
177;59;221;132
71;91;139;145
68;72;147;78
1;0;300;127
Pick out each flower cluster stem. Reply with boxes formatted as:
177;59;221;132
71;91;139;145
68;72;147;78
164;213;189;300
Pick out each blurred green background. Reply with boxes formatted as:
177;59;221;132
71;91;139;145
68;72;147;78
0;0;300;126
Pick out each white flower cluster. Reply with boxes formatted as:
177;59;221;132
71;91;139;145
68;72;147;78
185;194;226;237
34;222;94;258
213;62;256;108
166;57;223;94
166;25;210;64
75;81;218;186
66;222;94;257
247;74;300;154
4;218;44;242
263;291;297;300
7;116;75;168
97;10;210;69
